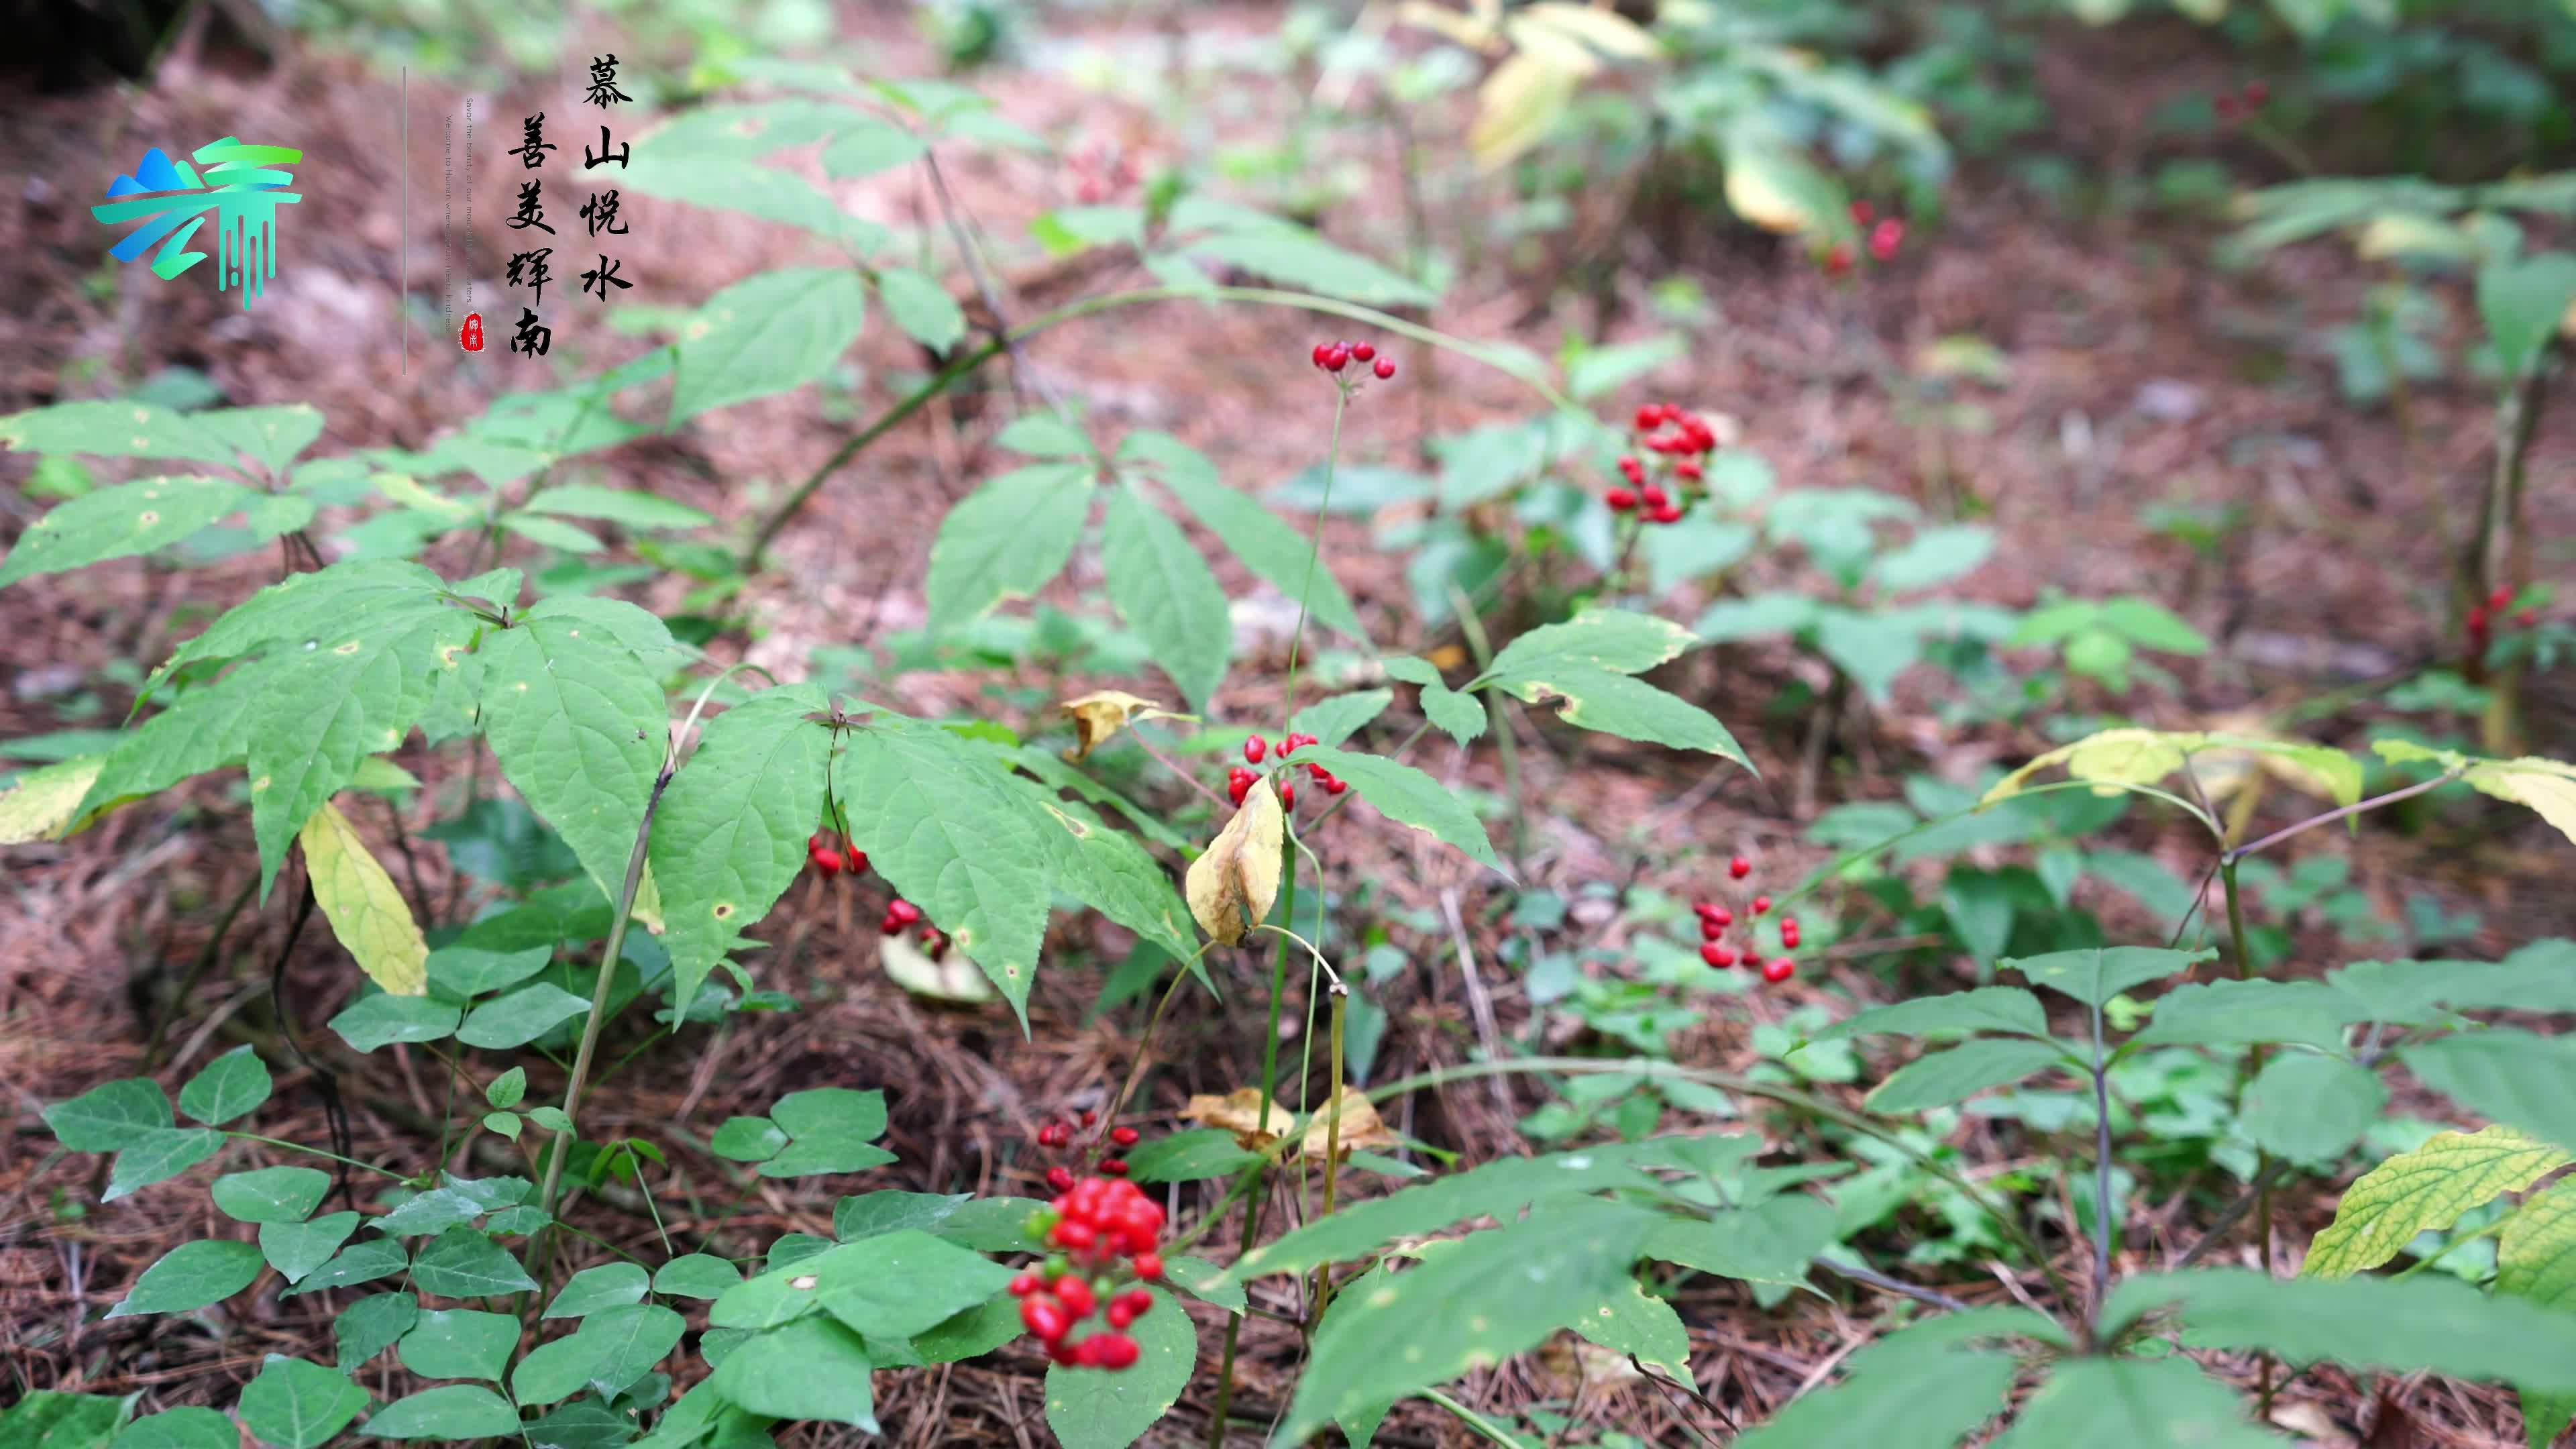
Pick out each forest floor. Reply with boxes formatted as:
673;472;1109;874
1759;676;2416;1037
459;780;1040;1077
3;3;2571;1446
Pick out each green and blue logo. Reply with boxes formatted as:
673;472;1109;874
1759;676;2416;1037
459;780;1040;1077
93;138;305;309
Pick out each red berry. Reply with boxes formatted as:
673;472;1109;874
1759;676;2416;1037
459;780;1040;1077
1120;1289;1154;1318
1781;922;1801;949
1729;856;1751;879
1853;199;1876;224
1245;736;1267;764
2242;79;2268;106
1053;1220;1096;1251
1649;504;1682;524
1010;1272;1041;1297
1080;1110;1097;1128
1752;896;1772;915
1022;1296;1070;1341
1279;782;1295;809
1869;219;1904;263
1763;957;1795;984
1640;484;1669;509
1046;1165;1075;1192
1228;776;1250;806
2214;93;2243;123
1618;455;1646;483
1351;342;1375;362
1132;1252;1163;1281
1310;342;1332;368
1701;942;1736;969
1709;905;1734;927
2518;608;2541;628
1307;762;1331;782
1372;357;1395;380
1110;1125;1139;1146
890;898;922;925
810;847;843;876
879;914;904;936
1106;1299;1135;1329
1324;344;1351;372
1675;458;1703;481
1700;916;1726;943
1325;776;1347;794
1091;1332;1140;1371
1101;1158;1130;1176
2469;606;2491;633
1055;1274;1097;1318
846;849;869;875
1605;488;1638;511
1634;405;1661;430
2489;585;2515;612
1823;244;1853;276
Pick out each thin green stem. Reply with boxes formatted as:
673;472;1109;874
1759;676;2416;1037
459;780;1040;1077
2088;995;2114;1325
1421;1387;1525;1447
228;1134;413;1182
1209;830;1299;1449
1450;582;1524;868
2218;856;2276;1414
1280;388;1350;729
2222;771;2463;864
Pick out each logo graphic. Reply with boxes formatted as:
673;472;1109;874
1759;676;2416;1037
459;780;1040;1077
460;313;485;352
93;138;305;309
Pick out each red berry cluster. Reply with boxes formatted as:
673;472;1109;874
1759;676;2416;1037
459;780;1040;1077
1069;140;1138;205
1821;201;1907;277
1606;402;1719;524
1693;853;1800;985
2467;584;2543;663
809;831;947;959
1010;1152;1167;1371
2213;78;2269;125
1310;339;1399;382
1226;732;1347;811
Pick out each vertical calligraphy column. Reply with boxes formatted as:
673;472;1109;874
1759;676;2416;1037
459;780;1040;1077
504;111;557;356
578;54;636;321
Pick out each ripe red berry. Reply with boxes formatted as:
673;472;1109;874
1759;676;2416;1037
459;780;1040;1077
1119;1289;1153;1318
1101;1158;1130;1177
1640;484;1669;509
1699;916;1725;943
1634;404;1662;430
1823;244;1853;277
1055;1275;1097;1318
1701;942;1735;969
2214;93;2243;123
1351;342;1375;362
2518;608;2541;628
1106;1299;1136;1329
1752;896;1772;915
1091;1332;1140;1370
1279;782;1295;809
1323;775;1348;795
890;898;922;926
1676;458;1703;481
1869;218;1904;263
879;914;904;937
1245;735;1267;764
1010;1272;1040;1297
1618;455;1646;482
1132;1252;1164;1281
1022;1296;1070;1342
810;847;843;876
1605;488;1638;511
1053;1219;1096;1251
1709;904;1734;927
1849;200;1874;225
1046;1165;1075;1192
1110;1125;1139;1147
1372;357;1395;380
1762;957;1795;984
2489;585;2515;612
1311;342;1335;368
846;848;869;875
1781;923;1801;949
2469;606;2491;633
1228;775;1251;806
1649;503;1682;524
1324;343;1351;372
1729;856;1752;879
1080;1110;1097;1128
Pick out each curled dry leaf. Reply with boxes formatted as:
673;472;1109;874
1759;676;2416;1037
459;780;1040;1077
1185;776;1283;946
1061;690;1167;762
1182;1085;1396;1161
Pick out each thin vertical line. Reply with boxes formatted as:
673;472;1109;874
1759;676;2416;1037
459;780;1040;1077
400;66;408;376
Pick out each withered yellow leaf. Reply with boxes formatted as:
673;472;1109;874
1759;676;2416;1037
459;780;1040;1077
299;799;429;996
0;754;105;845
1183;1084;1396;1161
1186;777;1283;946
1061;689;1167;762
881;928;997;1005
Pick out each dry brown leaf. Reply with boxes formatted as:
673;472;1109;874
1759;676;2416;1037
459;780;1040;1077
1061;690;1167;761
1182;1084;1396;1161
1185;777;1283;945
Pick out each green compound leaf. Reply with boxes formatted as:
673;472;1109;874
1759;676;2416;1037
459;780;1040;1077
708;1313;877;1430
1023;790;1197;970
1381;657;1486;747
109;1239;266;1318
1990;1356;2284;1449
669;266;871;423
0;476;256;589
2304;1123;2570;1279
284;1239;411;1297
832;1190;971;1241
875;266;967;354
1045;1287;1195;1449
192;404;327;476
1864;1038;2071;1113
2110;1268;2576;1394
708;1229;1013;1340
1289;690;1394;750
177;1045;272;1126
333;1291;418;1371
411;1224;541;1299
513;1302;684;1405
1283;744;1504;873
653;1254;743;1299
260;1212;360;1285
2134;977;2367;1052
709;1116;788;1163
2240;1053;2385;1167
0;398;238;466
2500;1178;2576;1448
1121;431;1366;643
327;994;460;1053
650;684;833;1019
925;462;1095;629
105;1127;225;1201
1279;1202;1662;1443
360;1385;521;1440
236;1357;368;1449
1732;1309;2051;1449
213;1166;331;1224
2000;945;2216;1006
1811;987;2050;1044
545;1263;650;1319
1101;482;1233;711
44;1078;172;1152
1474;609;1744;763
453;983;591;1050
2403;1030;2576;1157
396;1307;520;1383
478;609;668;909
111;1407;238;1449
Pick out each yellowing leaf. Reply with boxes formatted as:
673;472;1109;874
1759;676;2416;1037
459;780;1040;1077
2302;1125;2567;1279
1183;1085;1397;1161
1061;690;1167;763
1984;729;2198;804
881;930;997;1005
1502;13;1607;74
1518;2;1661;59
631;865;666;936
0;754;106;844
1470;52;1578;172
2461;757;2576;848
299;799;429;996
1394;0;1503;50
1186;777;1284;946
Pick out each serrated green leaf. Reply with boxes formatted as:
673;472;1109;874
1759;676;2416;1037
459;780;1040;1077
1289;690;1393;749
1486;608;1697;678
1811;987;2049;1043
2241;1053;2385;1166
1990;1355;2284;1449
334;1291;418;1371
2112;1267;2576;1393
2000;945;2214;1006
1100;484;1232;710
327;993;459;1052
1280;1202;1660;1442
74;661;271;821
412;1224;541;1299
651;684;833;1019
2402;1031;2576;1157
191;405;327;476
2303;1124;2567;1279
708;1314;877;1429
2500;1177;2576;1447
1865;1038;2070;1112
517;485;713;532
105;1127;225;1200
237;1358;367;1449
925;463;1094;629
1283;743;1503;871
1642;513;1758;594
1514;661;1749;758
669;268;871;423
1122;431;1366;642
362;1385;521;1439
1161;1254;1246;1312
0;754;106;844
1571;1275;1692;1381
1179;226;1433;307
1731;1309;2047;1449
821;117;929;176
994;413;1091;458
2135;978;2363;1051
1645;1194;1837;1287
480;614;667;910
397;1307;520;1381
261;1212;360;1285
213;1166;331;1224
0;476;256;588
876;267;968;354
44;1078;171;1151
109;1238;265;1317
1044;1285;1196;1448
1026;793;1199;970
455;983;591;1049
